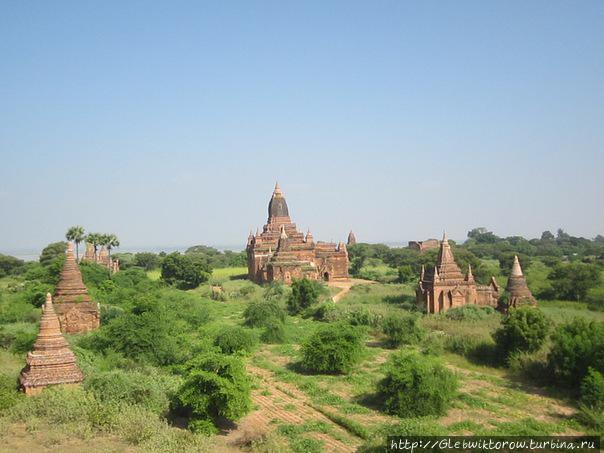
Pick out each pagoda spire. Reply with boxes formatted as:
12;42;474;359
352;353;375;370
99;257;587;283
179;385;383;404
19;294;84;395
511;255;523;277
466;264;475;282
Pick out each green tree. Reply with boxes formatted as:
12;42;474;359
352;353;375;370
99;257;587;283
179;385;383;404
287;278;320;315
301;323;365;374
493;307;549;359
548;318;604;387
103;234;120;261
378;350;458;417
39;242;67;267
160;252;211;289
134;252;160;271
0;254;24;277
85;233;102;258
176;353;252;434
65;226;85;260
580;368;604;411
548;262;601;301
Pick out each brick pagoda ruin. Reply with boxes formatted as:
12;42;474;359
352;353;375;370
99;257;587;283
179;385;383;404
82;243;119;273
416;233;499;313
505;255;536;309
19;294;84;396
247;183;349;284
53;242;100;333
408;238;439;252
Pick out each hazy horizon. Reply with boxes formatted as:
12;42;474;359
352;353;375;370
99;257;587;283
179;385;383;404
1;2;603;252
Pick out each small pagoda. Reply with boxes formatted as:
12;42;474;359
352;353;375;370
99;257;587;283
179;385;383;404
19;294;84;395
505;255;536;309
53;242;99;333
347;230;357;246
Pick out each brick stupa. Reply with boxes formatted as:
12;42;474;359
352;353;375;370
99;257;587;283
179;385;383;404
505;255;536;309
19;294;84;395
53;242;100;333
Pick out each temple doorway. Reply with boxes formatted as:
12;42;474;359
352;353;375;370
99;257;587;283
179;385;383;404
323;272;330;281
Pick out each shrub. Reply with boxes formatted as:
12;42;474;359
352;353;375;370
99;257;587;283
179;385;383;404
80;261;112;288
287;279;321;315
347;307;382;327
22;281;54;307
176;353;252;432
548;262;601;301
243;299;286;328
84;368;180;415
80;298;190;366
493;307;549;359
261;320;286;344
548;318;604;387
378;350;458;417
0;323;37;351
301;323;365;374
421;332;445;356
214;326;257;354
444;305;495;321
0;374;21;410
381;313;425;348
580;368;604;411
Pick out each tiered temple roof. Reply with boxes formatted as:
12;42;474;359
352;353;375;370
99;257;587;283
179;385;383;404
347;231;357;245
247;183;349;283
19;294;84;395
54;242;92;305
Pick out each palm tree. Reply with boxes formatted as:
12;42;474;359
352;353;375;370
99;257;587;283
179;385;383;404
104;234;120;261
86;233;102;259
65;226;85;261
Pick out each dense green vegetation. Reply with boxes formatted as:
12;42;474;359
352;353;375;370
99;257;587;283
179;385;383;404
0;227;603;451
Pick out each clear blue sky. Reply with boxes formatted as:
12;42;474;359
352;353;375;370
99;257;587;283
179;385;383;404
1;1;603;253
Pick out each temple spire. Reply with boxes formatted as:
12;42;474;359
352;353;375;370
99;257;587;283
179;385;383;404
273;181;282;196
511;255;523;277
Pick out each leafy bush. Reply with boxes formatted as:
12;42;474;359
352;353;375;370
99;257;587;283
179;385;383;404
80;261;112;288
176;353;252;432
287;279;322;315
21;281;54;307
381;313;425;348
493;307;549;359
421;332;445;356
214;326;257;354
548;262;601;301
580;368;604;411
0;297;39;324
243;299;286;328
80;298;190;366
547;318;604;387
84;368;180;415
378;350;458;417
0;323;37;352
0;373;21;410
39;241;67;267
261;320;286;344
301;323;365;374
161;253;211;289
444;305;495;321
134;252;161;271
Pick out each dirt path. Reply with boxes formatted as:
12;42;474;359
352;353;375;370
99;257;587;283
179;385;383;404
329;278;375;303
222;364;361;452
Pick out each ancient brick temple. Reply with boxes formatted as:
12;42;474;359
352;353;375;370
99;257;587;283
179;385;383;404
53;242;100;333
505;255;536;309
416;233;499;313
82;243;119;273
247;183;349;284
19;294;84;396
